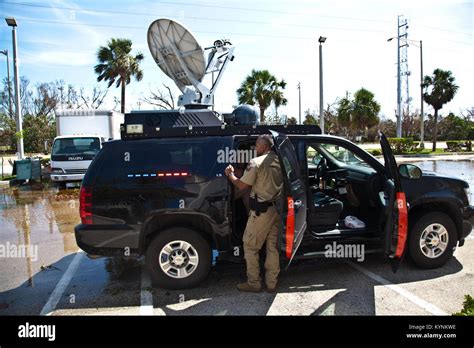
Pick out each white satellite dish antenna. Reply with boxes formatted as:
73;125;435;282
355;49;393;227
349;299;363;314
148;18;235;108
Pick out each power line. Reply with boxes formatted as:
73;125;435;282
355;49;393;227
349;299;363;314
9;17;472;46
3;2;393;36
11;17;391;40
6;0;473;36
3;0;391;24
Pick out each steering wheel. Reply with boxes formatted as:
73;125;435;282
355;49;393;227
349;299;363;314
315;157;327;184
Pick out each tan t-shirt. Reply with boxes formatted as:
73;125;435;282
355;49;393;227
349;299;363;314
240;151;283;202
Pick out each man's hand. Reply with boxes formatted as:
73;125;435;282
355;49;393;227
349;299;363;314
225;164;251;191
225;164;235;177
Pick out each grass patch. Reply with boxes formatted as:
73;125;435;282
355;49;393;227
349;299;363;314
1;175;16;181
453;295;474;316
404;148;446;155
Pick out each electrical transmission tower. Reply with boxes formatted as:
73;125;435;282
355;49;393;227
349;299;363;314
396;15;410;137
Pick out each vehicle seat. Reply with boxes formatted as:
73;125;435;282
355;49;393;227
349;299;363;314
310;192;344;231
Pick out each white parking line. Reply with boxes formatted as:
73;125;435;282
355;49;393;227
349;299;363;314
346;261;448;315
140;267;156;315
40;251;85;316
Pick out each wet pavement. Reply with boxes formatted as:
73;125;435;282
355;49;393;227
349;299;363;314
0;159;473;316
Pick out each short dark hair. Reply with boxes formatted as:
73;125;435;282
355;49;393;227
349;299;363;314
257;134;274;148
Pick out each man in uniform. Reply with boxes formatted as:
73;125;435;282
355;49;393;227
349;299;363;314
224;134;283;293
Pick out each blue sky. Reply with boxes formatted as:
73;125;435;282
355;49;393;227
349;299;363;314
1;0;472;120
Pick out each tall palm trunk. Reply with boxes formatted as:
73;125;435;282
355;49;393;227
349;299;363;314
432;108;439;152
121;77;126;113
259;106;265;123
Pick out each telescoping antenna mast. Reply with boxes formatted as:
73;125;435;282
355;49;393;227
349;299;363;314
147;19;235;109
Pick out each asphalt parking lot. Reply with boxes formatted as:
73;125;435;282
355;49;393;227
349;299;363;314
0;183;473;316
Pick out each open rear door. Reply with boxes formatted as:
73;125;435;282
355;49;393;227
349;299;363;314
380;132;408;272
270;130;307;267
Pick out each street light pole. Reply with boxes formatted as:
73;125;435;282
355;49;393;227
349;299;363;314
419;40;424;149
6;18;24;159
0;49;13;117
318;36;326;134
297;82;301;124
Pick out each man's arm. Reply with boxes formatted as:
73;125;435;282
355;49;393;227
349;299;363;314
227;171;251;191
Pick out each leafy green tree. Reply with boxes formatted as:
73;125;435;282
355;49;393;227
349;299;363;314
379;118;397;138
303;109;318;125
22;114;56;153
438;112;471;140
0;112;16;151
236;69;287;122
287;117;297;125
422;69;459;151
95;38;144;113
337;88;380;139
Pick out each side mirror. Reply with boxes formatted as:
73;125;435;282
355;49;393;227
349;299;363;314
399;163;422;179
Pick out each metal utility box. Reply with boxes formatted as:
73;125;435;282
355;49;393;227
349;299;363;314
13;158;41;181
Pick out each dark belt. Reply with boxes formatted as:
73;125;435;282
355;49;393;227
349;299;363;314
249;195;277;216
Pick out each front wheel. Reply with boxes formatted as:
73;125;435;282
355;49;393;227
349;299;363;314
145;228;211;289
409;212;457;269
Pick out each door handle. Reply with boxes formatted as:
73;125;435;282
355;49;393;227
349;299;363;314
293;200;303;208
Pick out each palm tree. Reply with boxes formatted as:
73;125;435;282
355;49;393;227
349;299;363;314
337;88;380;139
94;38;144;113
236;69;287;122
422;69;459;151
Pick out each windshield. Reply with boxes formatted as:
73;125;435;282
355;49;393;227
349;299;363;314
316;143;375;172
52;137;101;156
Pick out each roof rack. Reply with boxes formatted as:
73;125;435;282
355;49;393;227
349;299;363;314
121;123;322;140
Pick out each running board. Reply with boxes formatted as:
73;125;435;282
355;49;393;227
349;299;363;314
295;248;383;260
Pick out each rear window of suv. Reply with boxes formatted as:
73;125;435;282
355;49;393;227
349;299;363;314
92;137;230;185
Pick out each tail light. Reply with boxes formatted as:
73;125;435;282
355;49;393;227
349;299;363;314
80;186;93;224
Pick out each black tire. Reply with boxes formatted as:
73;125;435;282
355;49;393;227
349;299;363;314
408;212;457;269
145;227;211;289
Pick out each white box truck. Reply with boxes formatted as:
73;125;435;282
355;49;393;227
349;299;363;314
50;109;124;186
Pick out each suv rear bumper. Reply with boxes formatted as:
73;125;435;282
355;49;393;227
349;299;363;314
74;224;140;256
461;205;474;239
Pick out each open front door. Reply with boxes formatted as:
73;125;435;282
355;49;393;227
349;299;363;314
380;132;408;272
270;130;307;267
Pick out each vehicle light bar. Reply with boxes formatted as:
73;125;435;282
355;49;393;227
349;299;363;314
128;172;190;178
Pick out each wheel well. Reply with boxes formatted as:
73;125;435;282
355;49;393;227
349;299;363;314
140;214;215;253
408;202;462;240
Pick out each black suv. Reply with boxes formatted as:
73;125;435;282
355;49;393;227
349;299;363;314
75;110;474;289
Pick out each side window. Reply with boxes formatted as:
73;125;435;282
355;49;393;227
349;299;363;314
279;139;300;182
278;138;305;196
306;145;322;167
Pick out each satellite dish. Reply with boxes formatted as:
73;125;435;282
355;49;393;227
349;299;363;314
148;19;206;87
147;18;235;108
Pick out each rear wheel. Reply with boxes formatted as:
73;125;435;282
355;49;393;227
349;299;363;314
409;212;457;269
145;228;211;289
